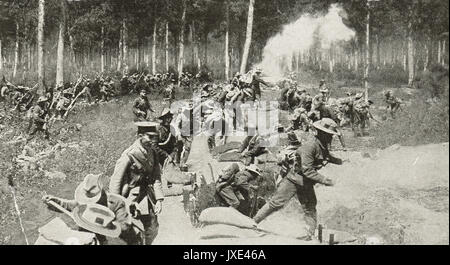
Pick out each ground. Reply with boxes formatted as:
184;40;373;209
0;87;448;245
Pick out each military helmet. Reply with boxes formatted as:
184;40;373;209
355;93;364;99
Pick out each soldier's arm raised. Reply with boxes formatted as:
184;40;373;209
109;155;131;195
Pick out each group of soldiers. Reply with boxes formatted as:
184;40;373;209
18;65;404;245
278;78;401;138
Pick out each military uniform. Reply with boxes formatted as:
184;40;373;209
109;138;164;245
239;133;267;165
250;73;269;101
216;164;260;215
133;96;152;122
254;137;341;235
29;101;49;139
156;123;177;166
353;99;370;136
173;108;195;169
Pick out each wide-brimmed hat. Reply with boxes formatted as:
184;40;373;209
355;93;363;99
135;121;159;135
158;108;173;120
313;118;338;135
245;164;261;176
72;204;121;238
254;68;262;73
74;174;104;204
320;88;329;93
287;131;301;146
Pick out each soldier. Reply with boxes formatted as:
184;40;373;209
274;131;302;186
155;108;177;166
55;91;73;120
287;107;310;132
384;90;401;118
250;68;270;101
163;79;176;103
133;88;154;122
109;121;164;245
1;84;9;111
42;173;139;245
28;96;50;140
215;164;262;215
253;118;343;239
173;101;195;171
238;126;268;166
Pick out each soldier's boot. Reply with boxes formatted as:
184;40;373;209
252;203;275;224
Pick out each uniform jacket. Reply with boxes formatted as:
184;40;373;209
32;104;47;124
133;97;152;119
109;139;164;205
287;138;342;186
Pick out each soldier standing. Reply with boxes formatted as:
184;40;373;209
173;101;195;171
155;108;177;166
109;122;164;245
253;118;343;239
133;88;154;122
250;68;269;101
28;96;50;140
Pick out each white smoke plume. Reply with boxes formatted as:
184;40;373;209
258;4;355;79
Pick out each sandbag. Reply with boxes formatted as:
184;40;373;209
218;151;243;162
162;184;185;197
199;207;257;229
211;142;242;156
162;164;195;185
199;224;263;240
36;217;96;245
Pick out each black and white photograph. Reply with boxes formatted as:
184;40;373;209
0;0;448;249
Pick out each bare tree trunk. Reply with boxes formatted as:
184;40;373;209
56;0;67;86
403;40;408;72
27;42;31;71
376;34;380;69
165;21;169;73
442;39;447;66
407;19;415;86
123;19;129;72
37;0;45;94
13;21;20;79
240;0;255;74
224;0;230;80
101;26;105;73
364;6;371;102
117;26;123;72
0;39;3;72
437;39;442;65
152;22;157;74
424;35;431;71
178;0;187;75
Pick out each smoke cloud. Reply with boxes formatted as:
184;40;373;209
258;4;355;79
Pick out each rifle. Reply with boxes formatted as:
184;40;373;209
63;90;84;119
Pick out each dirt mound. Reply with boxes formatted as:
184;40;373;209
317;143;449;244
